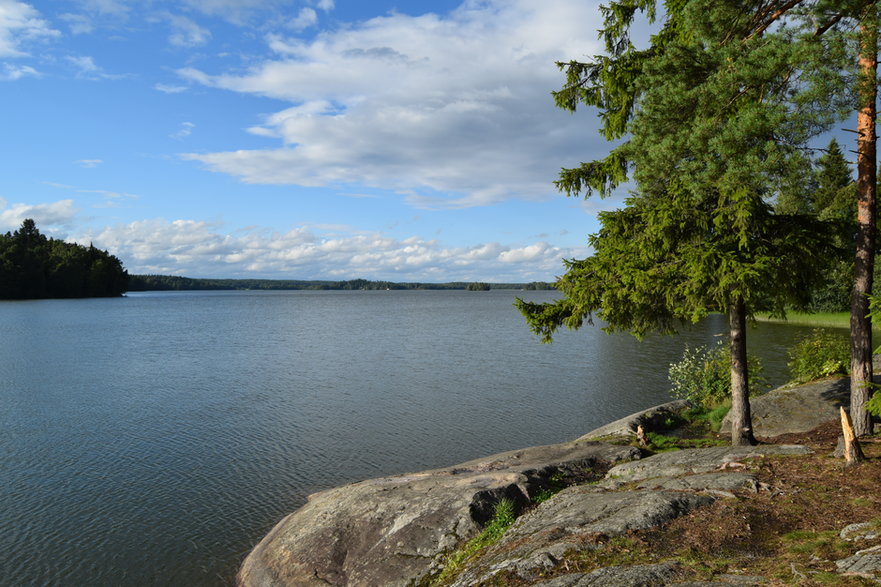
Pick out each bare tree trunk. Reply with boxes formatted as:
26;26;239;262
729;297;756;446
850;1;877;438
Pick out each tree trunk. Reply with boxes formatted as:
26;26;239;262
850;2;877;438
729;297;756;446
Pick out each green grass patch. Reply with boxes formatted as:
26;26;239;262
677;403;730;435
645;432;728;452
780;529;850;558
432;498;516;585
756;311;850;328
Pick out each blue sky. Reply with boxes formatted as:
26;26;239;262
0;0;624;281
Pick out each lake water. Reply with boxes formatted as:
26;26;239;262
0;289;843;585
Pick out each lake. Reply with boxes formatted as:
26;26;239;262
0;289;842;585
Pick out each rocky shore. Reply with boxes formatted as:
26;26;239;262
236;377;880;586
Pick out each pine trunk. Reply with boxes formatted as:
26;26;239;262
850;2;877;438
729;297;756;446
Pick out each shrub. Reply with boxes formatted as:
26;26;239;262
668;341;766;408
787;328;849;384
866;389;881;419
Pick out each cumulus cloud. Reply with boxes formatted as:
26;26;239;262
77;218;577;280
287;7;316;31
0;0;59;58
178;0;605;209
0;198;78;231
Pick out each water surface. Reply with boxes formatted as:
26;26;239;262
0;290;841;585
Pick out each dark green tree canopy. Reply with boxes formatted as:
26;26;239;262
0;219;128;299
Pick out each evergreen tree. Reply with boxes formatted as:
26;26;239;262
814;138;856;220
518;0;847;445
0;219;128;299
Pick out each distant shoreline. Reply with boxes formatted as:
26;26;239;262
127;275;556;292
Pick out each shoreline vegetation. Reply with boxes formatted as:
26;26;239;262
0;220;128;300
127;274;555;292
756;311;851;328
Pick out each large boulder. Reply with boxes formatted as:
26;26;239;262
236;441;640;587
447;489;715;586
579;400;689;441
603;444;813;485
719;378;849;438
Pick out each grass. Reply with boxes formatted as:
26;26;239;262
432;498;517;585
645;431;728;452
755;311;850;328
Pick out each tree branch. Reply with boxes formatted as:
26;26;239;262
745;0;805;41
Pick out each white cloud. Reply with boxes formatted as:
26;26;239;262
60;12;93;34
178;0;605;209
76;0;130;17
0;61;37;80
64;54;128;80
315;0;333;11
165;12;211;47
66;54;98;73
77;217;577;280
287;7;316;31
77;158;103;167
171;121;195;139
155;82;188;93
179;0;297;25
0;0;59;58
0;198;78;231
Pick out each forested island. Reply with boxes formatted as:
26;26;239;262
127;274;554;292
0;219;128;299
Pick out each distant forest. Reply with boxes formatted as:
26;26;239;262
128;274;555;292
0;219;128;299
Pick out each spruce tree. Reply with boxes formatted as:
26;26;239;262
519;0;847;445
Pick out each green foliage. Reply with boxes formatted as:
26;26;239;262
681;403;732;433
644;432;728;452
0;219;128;299
433;498;516;584
668;342;766;408
787;329;850;384
865;391;881;419
466;282;491;291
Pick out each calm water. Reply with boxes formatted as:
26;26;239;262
0;290;842;585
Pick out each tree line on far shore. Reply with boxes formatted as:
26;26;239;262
0;219;128;299
127;274;555;292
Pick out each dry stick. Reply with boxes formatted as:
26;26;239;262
840;407;866;466
636;424;649;447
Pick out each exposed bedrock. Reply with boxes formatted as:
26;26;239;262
236;441;640;587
